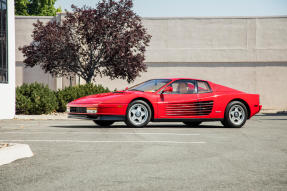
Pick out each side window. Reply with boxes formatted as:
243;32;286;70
166;80;196;94
197;81;211;93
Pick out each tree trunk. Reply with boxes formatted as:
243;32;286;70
85;75;93;84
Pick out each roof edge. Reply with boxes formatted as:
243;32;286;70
15;16;54;19
142;15;287;20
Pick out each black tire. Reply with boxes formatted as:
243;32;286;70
183;121;202;127
222;101;248;128
125;100;152;127
93;120;114;127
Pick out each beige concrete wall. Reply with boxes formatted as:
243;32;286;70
143;17;287;63
15;15;287;111
16;62;56;89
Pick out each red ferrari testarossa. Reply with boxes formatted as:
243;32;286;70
67;78;262;128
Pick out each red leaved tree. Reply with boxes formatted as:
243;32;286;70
20;0;151;83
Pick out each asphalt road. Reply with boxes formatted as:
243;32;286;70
0;115;287;191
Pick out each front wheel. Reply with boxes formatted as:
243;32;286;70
93;120;114;127
222;101;248;128
125;100;152;127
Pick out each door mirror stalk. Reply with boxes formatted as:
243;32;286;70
162;86;173;94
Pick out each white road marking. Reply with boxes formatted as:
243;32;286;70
0;140;206;144
1;132;200;136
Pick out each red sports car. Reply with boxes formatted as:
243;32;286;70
67;78;262;128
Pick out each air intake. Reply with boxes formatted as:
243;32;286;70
70;107;87;113
166;101;213;116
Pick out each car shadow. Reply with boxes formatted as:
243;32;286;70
261;118;287;121
257;113;287;120
260;113;287;116
50;124;225;129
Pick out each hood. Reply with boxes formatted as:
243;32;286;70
69;91;131;105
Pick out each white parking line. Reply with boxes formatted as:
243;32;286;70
1;132;200;136
0;140;206;144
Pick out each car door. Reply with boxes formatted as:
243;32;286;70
157;79;199;118
195;80;215;117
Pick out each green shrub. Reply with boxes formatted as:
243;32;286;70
16;91;32;114
16;83;58;115
56;84;110;112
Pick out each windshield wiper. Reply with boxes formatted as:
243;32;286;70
129;89;144;92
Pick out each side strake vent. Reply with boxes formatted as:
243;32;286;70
166;101;214;116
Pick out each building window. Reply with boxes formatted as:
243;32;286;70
0;0;7;83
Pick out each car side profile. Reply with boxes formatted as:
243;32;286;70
67;78;262;128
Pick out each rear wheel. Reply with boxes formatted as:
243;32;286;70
183;121;202;127
222;101;247;128
125;100;151;127
93;121;114;127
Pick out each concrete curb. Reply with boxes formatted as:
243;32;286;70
14;113;69;120
0;143;33;166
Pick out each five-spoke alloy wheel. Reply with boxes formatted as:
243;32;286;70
125;100;152;127
222;101;248;128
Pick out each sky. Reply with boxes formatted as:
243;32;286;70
55;0;287;17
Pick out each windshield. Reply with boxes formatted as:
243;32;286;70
128;79;171;92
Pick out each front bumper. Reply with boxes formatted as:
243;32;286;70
68;114;125;121
67;103;127;116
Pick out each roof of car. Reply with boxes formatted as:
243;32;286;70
156;78;210;82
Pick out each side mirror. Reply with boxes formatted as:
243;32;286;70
162;86;173;93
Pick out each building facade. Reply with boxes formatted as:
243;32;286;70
15;15;287;111
0;0;15;119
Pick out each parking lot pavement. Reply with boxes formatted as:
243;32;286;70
0;115;287;191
